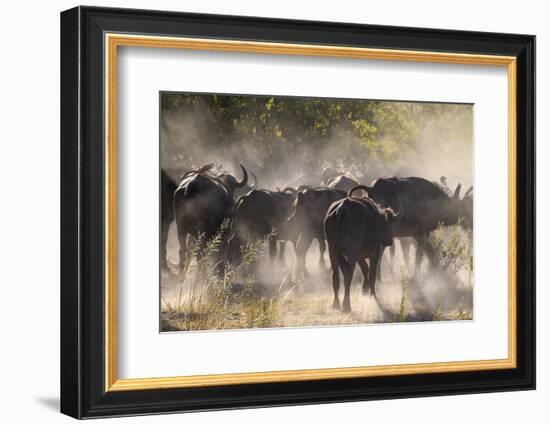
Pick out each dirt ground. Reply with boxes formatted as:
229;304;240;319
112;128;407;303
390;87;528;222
160;224;473;332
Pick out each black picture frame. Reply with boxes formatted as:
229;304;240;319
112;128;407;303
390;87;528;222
60;5;535;419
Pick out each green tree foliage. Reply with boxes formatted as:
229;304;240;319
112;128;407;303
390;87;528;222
161;93;472;181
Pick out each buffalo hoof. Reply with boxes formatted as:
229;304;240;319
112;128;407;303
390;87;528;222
332;300;341;310
362;286;370;296
342;304;352;314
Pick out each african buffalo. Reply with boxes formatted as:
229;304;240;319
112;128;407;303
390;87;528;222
325;196;398;313
230;189;296;263
286;187;347;277
384;176;463;274
348;177;473;271
173;164;249;269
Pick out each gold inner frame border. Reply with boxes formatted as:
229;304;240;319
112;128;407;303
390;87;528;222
104;33;517;392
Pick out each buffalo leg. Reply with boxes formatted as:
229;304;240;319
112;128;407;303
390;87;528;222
416;235;437;269
369;247;382;298
268;235;277;263
341;257;356;313
358;259;371;295
327;245;341;310
331;267;341;310
401;238;412;270
160;219;170;271
279;240;287;264
295;233;313;278
318;238;327;268
376;246;387;280
389;242;396;262
175;219;188;271
414;242;423;274
383;242;397;277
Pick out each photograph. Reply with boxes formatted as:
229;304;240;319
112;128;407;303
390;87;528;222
159;92;474;331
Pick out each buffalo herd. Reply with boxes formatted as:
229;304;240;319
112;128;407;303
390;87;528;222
162;164;473;312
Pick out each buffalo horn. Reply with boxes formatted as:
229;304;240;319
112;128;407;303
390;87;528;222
236;164;249;188
453;182;462;199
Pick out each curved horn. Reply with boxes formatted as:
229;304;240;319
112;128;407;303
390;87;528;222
283;187;297;195
180;170;194;180
384;207;401;222
250;172;258;189
347;185;371;197
384;192;404;223
394;196;405;220
180;168;200;180
463;186;473;198
453;182;462;199
236;164;248;188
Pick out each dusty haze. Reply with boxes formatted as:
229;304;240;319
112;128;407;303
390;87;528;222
160;92;474;332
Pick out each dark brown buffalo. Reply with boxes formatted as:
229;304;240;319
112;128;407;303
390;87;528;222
286;188;347;277
384;176;462;274
161;169;178;271
325;196;398;313
230;189;296;263
349;177;473;270
173;164;249;268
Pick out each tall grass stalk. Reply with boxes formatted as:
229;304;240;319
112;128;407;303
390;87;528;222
429;223;473;274
161;226;291;331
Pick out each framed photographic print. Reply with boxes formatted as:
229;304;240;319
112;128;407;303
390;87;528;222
60;6;535;419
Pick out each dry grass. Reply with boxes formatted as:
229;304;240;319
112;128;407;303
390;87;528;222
429;222;473;275
161;225;474;332
161;227;295;331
